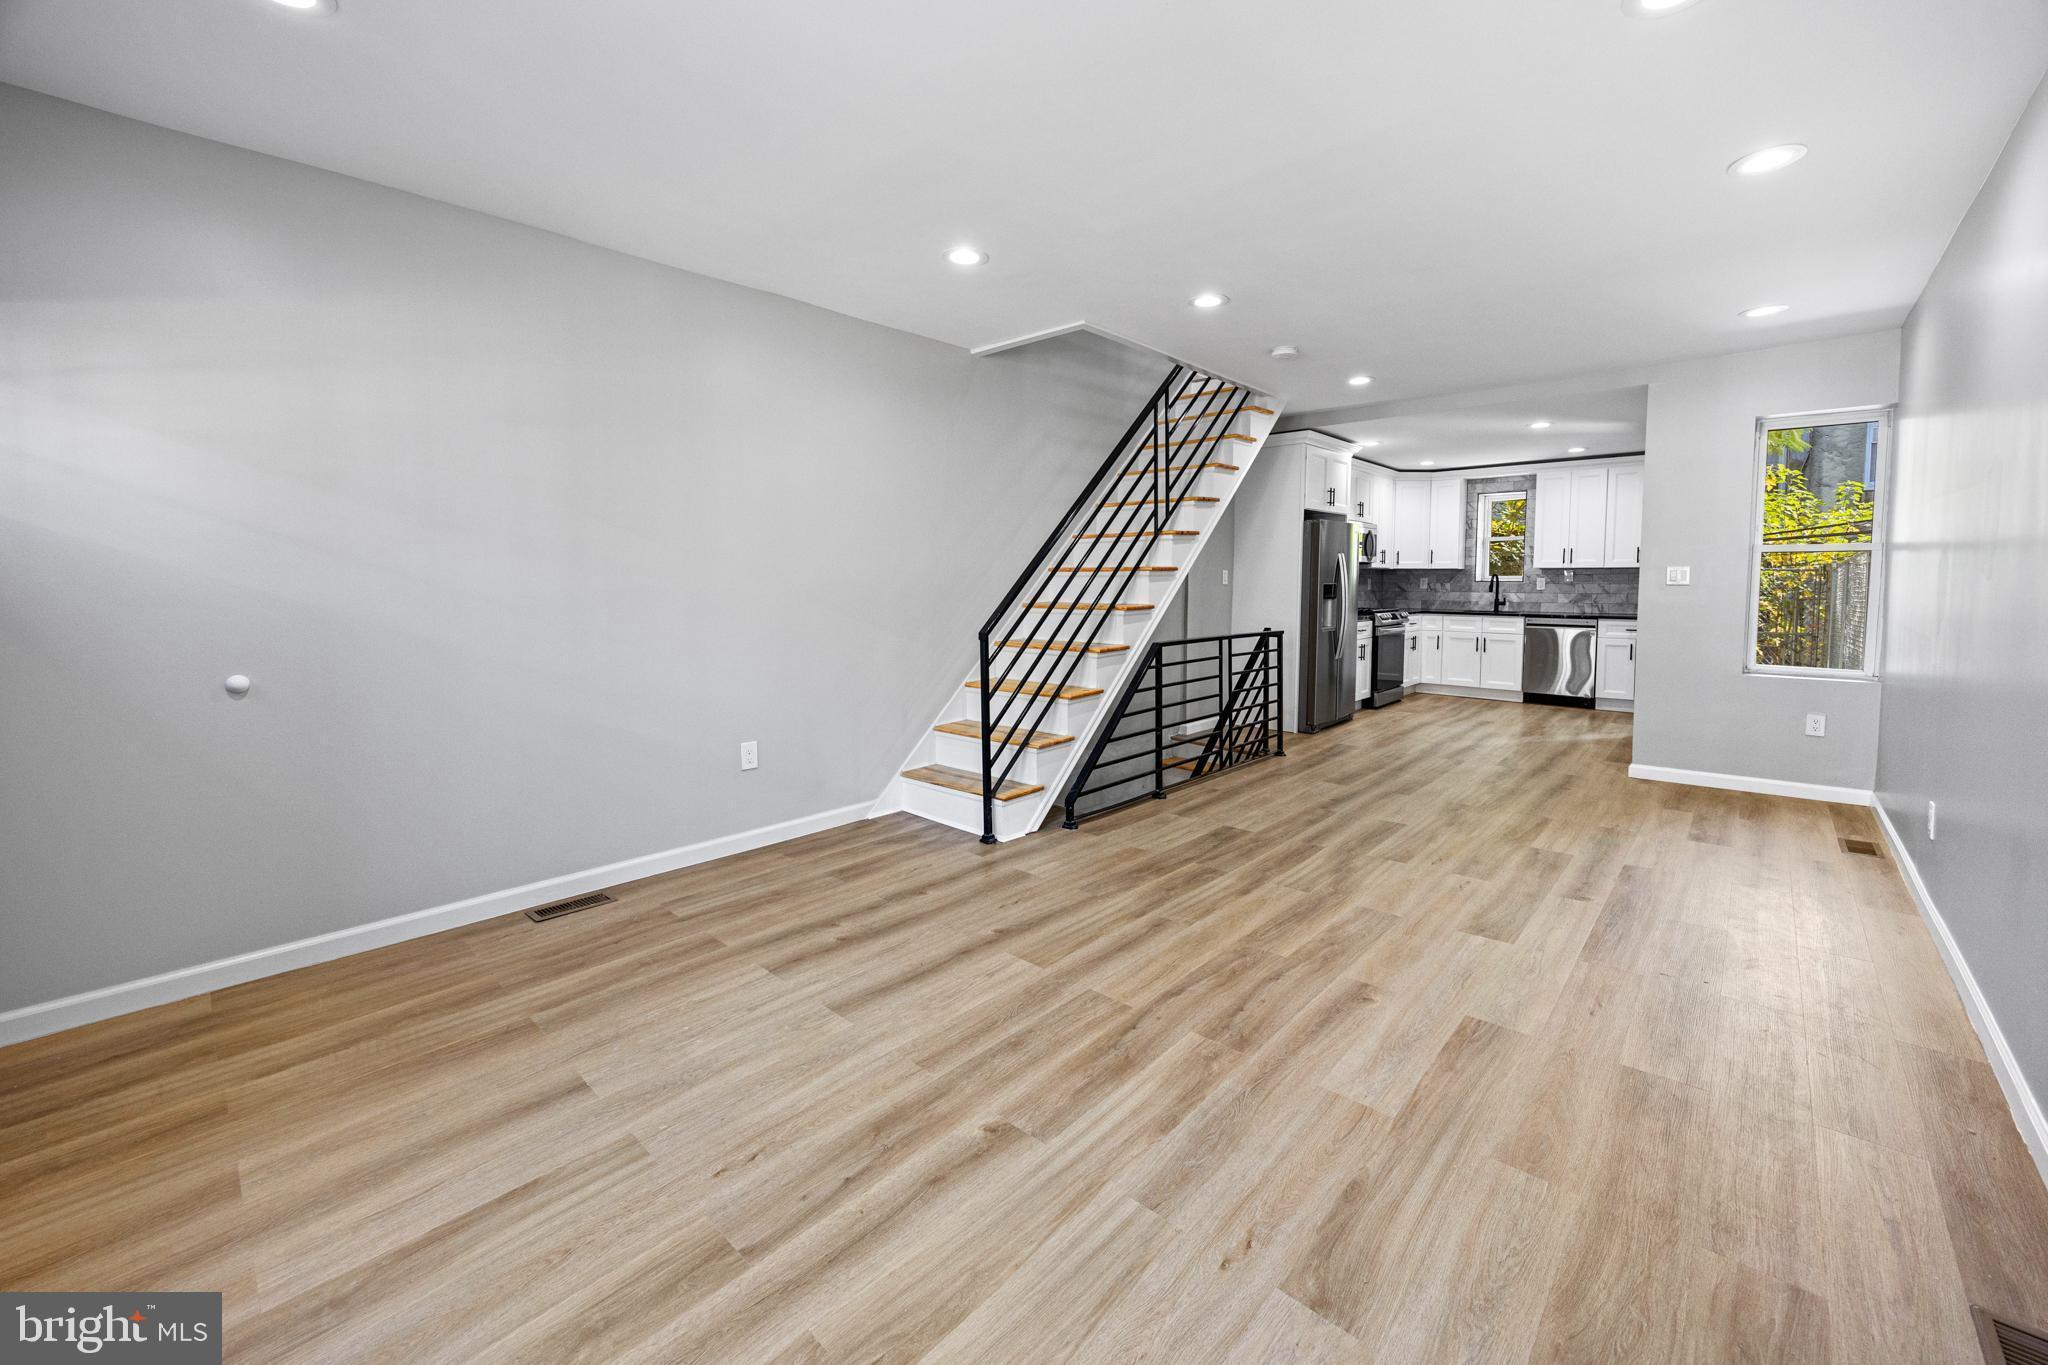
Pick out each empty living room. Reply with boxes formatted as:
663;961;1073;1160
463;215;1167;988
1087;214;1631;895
5;1;2048;1361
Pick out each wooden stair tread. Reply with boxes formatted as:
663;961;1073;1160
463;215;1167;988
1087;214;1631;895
1167;405;1274;424
966;679;1103;700
1103;495;1220;509
1117;462;1239;478
998;638;1128;654
1163;756;1202;772
1024;601;1155;612
932;720;1075;750
1071;529;1200;540
1174;385;1240;400
1052;565;1178;574
1139;433;1257;452
901;764;1043;802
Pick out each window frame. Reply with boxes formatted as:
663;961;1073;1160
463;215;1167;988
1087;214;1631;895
1742;405;1893;680
1474;489;1530;582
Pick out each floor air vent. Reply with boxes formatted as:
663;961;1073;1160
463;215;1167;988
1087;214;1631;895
1839;837;1882;857
525;891;615;923
1977;1307;2048;1365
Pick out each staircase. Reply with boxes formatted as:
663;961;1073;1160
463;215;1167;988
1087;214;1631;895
872;364;1282;841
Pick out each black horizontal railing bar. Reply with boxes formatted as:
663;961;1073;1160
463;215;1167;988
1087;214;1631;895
978;366;1265;839
1060;630;1283;829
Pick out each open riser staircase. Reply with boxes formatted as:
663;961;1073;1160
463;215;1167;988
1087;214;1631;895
872;364;1282;841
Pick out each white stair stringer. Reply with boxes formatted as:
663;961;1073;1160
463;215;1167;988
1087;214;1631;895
872;392;1283;841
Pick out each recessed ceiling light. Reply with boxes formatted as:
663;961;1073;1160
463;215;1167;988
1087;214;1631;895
1269;345;1299;359
1529;421;1552;430
1419;460;1437;467
1347;375;1373;387
1190;292;1228;309
1621;0;1702;15
1729;144;1807;176
946;247;987;266
269;0;336;11
1358;440;1382;448
1741;303;1791;318
1568;447;1588;454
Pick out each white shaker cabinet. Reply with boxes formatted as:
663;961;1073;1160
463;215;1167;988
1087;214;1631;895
1391;480;1433;567
1596;619;1638;702
1606;466;1644;567
1440;617;1483;686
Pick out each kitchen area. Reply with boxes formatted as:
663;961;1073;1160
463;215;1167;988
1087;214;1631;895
1232;386;1646;733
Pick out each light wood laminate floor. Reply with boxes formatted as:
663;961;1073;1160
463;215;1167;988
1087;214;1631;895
5;696;2044;1363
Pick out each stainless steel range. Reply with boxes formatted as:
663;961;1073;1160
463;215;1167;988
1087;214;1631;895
1365;611;1408;708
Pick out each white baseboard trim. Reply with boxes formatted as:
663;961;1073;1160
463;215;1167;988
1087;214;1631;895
0;801;874;1050
1627;763;1872;806
1872;800;2048;1189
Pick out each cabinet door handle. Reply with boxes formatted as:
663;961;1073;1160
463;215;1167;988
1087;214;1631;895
1326;488;1335;505
1629;643;1635;662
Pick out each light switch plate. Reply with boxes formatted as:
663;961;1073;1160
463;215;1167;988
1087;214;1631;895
1666;566;1692;586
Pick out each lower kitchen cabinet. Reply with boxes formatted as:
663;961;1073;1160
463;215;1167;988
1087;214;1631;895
1404;616;1443;685
1406;615;1523;694
1596;619;1638;702
1441;621;1483;687
1479;630;1524;691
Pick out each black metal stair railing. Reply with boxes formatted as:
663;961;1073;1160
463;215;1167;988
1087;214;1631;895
1058;630;1284;828
974;364;1262;842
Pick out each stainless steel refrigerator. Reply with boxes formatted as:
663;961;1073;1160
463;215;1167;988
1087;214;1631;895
1298;514;1358;732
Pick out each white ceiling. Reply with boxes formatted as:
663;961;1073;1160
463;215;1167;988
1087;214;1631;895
1309;385;1648;472
4;0;2045;407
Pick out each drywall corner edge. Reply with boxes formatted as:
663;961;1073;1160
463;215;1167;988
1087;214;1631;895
0;801;874;1048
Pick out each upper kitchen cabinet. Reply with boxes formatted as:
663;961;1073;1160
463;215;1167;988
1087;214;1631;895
1389;478;1432;567
1533;462;1643;568
1355;462;1395;527
1605;466;1643;567
1385;474;1466;569
1428;476;1466;570
1264;431;1362;518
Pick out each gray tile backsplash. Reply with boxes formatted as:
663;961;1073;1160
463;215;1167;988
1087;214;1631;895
1360;471;1639;616
1362;566;1639;616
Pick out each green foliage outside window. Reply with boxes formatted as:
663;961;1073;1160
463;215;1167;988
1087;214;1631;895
1486;495;1526;578
1757;426;1876;669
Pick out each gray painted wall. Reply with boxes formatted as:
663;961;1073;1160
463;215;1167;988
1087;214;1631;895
1879;76;2048;1111
0;86;1165;1013
1633;331;1900;790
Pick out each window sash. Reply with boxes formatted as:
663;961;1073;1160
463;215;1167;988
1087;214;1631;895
1478;493;1528;581
1745;407;1891;678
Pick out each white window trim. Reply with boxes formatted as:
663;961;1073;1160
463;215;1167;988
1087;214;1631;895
1743;406;1892;680
1474;489;1529;582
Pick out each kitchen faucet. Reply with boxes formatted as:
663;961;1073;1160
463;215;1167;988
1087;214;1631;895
1489;573;1506;612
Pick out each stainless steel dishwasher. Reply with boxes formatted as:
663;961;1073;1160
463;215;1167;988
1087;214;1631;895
1522;617;1597;706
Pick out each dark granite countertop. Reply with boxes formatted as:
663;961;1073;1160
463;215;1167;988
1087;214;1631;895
1360;607;1639;620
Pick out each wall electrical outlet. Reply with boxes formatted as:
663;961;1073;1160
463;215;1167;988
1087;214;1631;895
1221;569;1230;585
1804;713;1826;738
1665;566;1692;586
740;740;759;771
1928;800;1938;840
